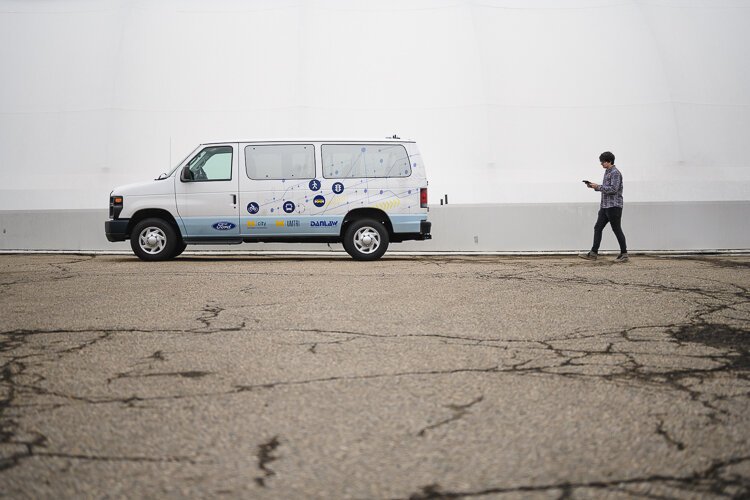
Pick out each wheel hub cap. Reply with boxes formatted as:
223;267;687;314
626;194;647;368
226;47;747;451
354;227;380;254
139;227;167;255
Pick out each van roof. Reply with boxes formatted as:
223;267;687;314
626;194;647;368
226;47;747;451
202;138;415;146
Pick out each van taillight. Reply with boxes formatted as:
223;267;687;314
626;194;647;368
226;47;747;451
420;188;428;208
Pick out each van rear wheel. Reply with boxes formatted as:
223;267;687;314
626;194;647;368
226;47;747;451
131;218;177;261
343;218;389;261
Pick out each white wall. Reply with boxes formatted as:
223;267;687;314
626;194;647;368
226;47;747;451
2;202;748;253
2;0;749;214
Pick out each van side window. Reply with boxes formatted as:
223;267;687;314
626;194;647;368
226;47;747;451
187;146;233;181
245;145;315;180
322;144;411;179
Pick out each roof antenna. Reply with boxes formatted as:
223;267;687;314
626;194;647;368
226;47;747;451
389;134;400;139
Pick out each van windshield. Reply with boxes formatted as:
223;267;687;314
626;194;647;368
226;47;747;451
159;146;201;179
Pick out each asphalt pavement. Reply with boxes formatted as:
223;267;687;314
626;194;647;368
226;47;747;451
1;253;749;499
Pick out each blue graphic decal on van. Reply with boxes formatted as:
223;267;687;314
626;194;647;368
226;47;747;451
283;201;296;213
313;195;326;207
212;222;236;231
309;179;321;191
247;202;259;214
332;182;344;194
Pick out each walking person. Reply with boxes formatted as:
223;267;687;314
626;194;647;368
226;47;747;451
579;151;629;262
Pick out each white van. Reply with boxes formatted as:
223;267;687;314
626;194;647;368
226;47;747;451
105;139;431;261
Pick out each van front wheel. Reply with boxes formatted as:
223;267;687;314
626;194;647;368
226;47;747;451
343;218;389;261
131;218;177;261
172;241;187;259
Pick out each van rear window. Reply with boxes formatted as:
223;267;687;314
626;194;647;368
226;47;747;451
245;144;315;180
322;144;411;179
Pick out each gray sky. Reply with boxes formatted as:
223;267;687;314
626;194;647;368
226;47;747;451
2;0;749;209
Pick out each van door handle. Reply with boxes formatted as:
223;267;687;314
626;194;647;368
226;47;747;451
231;194;237;205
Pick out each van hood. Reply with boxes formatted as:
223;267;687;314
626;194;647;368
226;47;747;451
112;178;174;197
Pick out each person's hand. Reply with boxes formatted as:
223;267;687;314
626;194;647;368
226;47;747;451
588;182;599;189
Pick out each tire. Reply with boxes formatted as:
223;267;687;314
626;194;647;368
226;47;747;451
171;241;188;259
130;218;178;261
342;218;389;261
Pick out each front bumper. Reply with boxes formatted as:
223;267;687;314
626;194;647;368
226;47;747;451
105;219;129;242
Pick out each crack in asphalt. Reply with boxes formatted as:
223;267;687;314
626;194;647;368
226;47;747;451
286;321;748;424
2;321;747;414
656;419;687;451
0;255;748;493
402;455;750;499
33;451;199;464
107;370;213;384
254;436;280;488
232;367;506;395
666;256;750;270
148;350;166;361
197;303;224;330
0;316;237;471
417;396;484;437
289;335;359;354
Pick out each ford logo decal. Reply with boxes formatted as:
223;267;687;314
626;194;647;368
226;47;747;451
212;221;236;230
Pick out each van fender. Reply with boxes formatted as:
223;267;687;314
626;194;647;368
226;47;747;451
127;209;184;240
341;208;393;238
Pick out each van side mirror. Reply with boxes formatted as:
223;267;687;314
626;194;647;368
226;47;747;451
180;166;194;182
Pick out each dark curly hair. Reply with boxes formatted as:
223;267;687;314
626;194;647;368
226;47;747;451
599;151;615;164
